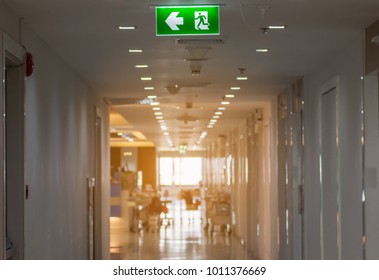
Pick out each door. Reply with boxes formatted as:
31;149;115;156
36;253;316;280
320;80;340;259
94;108;102;259
1;33;25;259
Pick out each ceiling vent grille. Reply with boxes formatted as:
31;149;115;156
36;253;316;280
176;38;224;45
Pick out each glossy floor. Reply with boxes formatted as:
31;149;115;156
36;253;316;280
110;200;253;260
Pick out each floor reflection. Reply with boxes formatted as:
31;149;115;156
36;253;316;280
110;199;253;260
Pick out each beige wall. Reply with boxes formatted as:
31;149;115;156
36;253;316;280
137;147;156;190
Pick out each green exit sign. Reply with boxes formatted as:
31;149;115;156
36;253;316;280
156;5;220;36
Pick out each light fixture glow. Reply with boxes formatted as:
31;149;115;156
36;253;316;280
215;111;223;115
129;49;143;53
141;77;152;81
213;115;220;119
210;119;217;123
150;102;160;106
230;87;240;90
207;125;214;128
147;95;157;99
152;107;160;111
154;112;163;116
268;25;286;29
237;77;248;80
118;26;136;30
221;101;230;105
256;48;269;53
218;107;226;110
144;87;154;90
225;94;235;98
135;65;149;68
158;120;165;123
156;116;163;120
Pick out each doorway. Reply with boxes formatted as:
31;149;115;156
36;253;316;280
1;33;25;259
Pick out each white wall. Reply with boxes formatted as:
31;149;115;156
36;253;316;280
0;1;110;259
303;35;364;259
363;71;379;259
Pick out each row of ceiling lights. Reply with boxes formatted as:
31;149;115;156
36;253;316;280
118;24;285;149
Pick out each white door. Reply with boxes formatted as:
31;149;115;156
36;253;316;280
320;84;340;259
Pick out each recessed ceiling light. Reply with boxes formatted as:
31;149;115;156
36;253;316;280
141;77;152;81
218;107;226;110
256;49;269;53
156;116;163;120
135;65;149;68
150;102;160;106
163;132;169;136
117;132;123;136
118;26;136;30
144;87;154;90
225;94;235;98
158;120;165;123
221;101;230;105
152;107;160;111
213;115;220;119
215;111;223;115
154;112;163;116
207;125;214;128
237;77;248;80
147;95;157;99
129;49;143;53
230;87;240;90
210;119;217;123
268;25;286;29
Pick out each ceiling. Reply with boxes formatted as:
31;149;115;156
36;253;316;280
4;0;379;151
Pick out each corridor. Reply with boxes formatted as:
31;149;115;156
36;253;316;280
1;0;379;261
110;200;251;260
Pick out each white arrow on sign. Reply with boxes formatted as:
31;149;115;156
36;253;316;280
165;12;184;30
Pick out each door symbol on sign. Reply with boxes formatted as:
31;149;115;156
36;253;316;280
195;11;210;30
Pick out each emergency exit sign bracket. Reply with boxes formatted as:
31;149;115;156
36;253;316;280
156;5;220;36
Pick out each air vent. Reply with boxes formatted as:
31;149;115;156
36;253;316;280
176;38;224;45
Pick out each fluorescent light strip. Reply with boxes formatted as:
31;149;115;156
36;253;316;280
213;116;220;119
218;107;226;110
152;107;160;111
256;49;269;53
129;49;142;53
230;87;240;90
135;65;148;68
141;77;152;81
237;77;248;80
268;25;286;29
147;95;157;99
144;87;154;90
154;112;162;116
150;102;160;106
156;116;163;120
221;101;230;105
225;94;235;98
215;111;223;115
118;26;136;30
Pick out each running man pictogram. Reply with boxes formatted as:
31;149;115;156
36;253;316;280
195;11;210;30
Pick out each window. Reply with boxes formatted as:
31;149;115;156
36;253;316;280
159;157;202;186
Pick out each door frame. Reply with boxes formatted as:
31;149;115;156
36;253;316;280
1;32;25;259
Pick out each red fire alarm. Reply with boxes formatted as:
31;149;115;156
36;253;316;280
26;52;34;77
